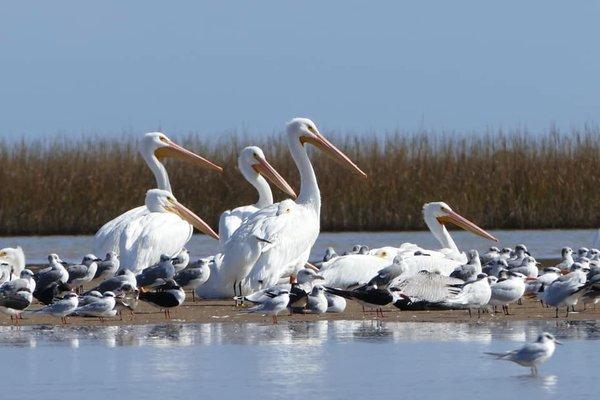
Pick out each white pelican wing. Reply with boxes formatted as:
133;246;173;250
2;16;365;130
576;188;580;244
320;255;390;289
94;206;147;256
218;205;259;247
119;212;192;273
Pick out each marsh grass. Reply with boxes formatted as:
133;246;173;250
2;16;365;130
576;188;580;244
1;127;600;235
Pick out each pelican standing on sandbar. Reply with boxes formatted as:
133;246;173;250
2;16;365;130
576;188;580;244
218;146;297;248
94;132;222;272
199;118;366;299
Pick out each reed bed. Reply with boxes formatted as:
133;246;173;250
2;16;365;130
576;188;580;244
1;127;600;235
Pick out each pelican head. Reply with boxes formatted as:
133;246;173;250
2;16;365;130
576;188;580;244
143;132;222;172
423;202;498;242
239;146;297;198
145;189;219;240
0;247;25;269
287;118;367;178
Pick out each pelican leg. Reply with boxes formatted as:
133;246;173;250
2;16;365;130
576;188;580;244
555;307;559;318
517;298;522;306
238;282;244;306
565;307;569;318
272;315;278;324
468;308;472;318
192;290;196;302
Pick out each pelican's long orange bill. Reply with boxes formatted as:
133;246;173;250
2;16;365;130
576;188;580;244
253;158;297;199
302;133;367;179
437;210;498;242
156;140;223;173
168;200;220;241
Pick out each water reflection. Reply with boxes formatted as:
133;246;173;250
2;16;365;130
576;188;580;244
0;320;599;348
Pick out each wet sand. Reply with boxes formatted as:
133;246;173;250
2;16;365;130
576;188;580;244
5;295;600;327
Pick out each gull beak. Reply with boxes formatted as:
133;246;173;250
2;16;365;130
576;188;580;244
301;130;367;179
166;199;219;241
155;139;223;173
305;262;320;271
437;210;498;242
252;157;297;199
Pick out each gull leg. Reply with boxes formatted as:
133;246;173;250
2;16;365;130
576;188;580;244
468;308;472;318
555;307;559;318
192;290;196;302
233;282;238;306
517;298;522;306
565;307;569;318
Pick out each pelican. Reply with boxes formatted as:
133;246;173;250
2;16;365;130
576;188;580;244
218;146;297;248
0;247;26;283
199;117;366;298
94;132;222;270
108;189;219;273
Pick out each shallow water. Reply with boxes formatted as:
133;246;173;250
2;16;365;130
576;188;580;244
1;320;599;400
2;229;597;264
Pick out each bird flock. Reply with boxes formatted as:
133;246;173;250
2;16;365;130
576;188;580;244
0;118;598;336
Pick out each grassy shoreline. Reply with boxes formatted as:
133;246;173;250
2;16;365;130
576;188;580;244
1;128;600;235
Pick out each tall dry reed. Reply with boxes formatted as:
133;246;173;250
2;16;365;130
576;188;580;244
1;127;600;235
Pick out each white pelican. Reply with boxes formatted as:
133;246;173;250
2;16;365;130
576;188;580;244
199;117;366;298
317;202;497;286
218;146;297;248
110;189;219;273
94;132;222;269
0;247;26;283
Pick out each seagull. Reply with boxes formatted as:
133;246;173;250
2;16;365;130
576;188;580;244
575;247;590;262
113;284;140;319
498;247;513;261
507;244;529;268
525;267;561;303
482;259;509;278
139;279;185;319
175;262;211;301
73;292;117;321
78;291;104;307
555;247;574;271
90;269;137;294
450;250;482;282
0;288;33;324
171;248;190;273
325;286;396;318
367;256;408;288
485;332;561;375
303;285;328;314
539;263;588;317
325;291;347;313
92;252;120;284
508;256;539;278
67;254;102;292
243;288;290;324
480;247;501;265
33;280;72;305
24;292;79;324
136;254;176;288
435;273;492;317
0;269;36;296
489;271;526;315
34;254;68;291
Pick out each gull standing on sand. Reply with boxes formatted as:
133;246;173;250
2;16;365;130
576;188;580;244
243;288;290;324
74;292;117;321
175;262;211;301
92;252;120;284
555;247;574;271
480;247;501;265
94;132;222;272
139;279;185;319
0;288;33;323
218;146;297;248
67;254;101;292
25;292;79;324
540;263;588;317
485;332;561;375
90;269;137;294
304;285;328;314
435;273;492;317
489;271;526;315
136;254;176;288
325;291;347;313
34;254;69;293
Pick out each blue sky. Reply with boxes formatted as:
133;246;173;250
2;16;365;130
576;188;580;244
1;1;599;138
